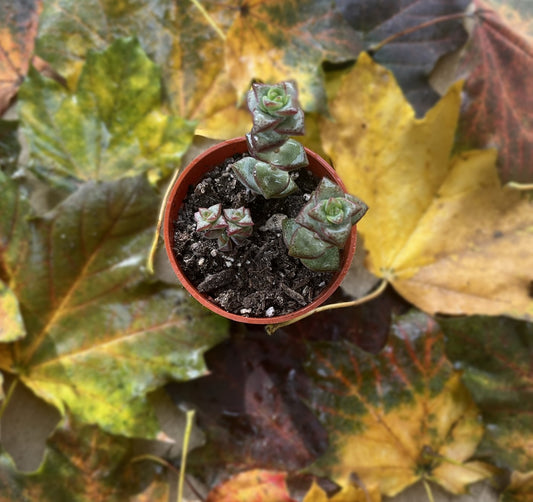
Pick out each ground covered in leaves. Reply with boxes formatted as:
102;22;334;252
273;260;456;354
0;0;532;501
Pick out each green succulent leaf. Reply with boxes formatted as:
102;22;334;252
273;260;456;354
255;139;308;171
19;37;195;188
282;218;340;271
231;157;297;199
0;175;228;438
296;178;367;248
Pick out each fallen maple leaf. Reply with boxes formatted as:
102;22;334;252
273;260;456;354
206;469;296;502
169;327;328;475
35;0;236;125
0;415;165;501
19;38;195;188
457;1;533;183
225;0;362;113
304;311;493;497
0;174;227;437
303;480;381;502
321;52;533;320
336;0;470;116
442;316;533;473
0;0;42;115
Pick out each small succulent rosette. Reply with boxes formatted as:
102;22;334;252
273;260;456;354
194;204;254;251
283;178;368;271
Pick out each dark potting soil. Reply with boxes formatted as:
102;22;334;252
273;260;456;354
172;155;334;318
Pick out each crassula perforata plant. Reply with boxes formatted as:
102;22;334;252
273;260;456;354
227;80;367;271
283;178;368;271
231;81;308;199
194;203;253;252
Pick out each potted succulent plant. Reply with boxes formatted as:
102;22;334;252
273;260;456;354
163;81;367;325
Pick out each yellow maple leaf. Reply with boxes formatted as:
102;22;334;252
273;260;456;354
321;53;533;319
306;312;494;497
303;480;381;502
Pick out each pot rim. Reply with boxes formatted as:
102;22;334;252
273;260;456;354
163;137;357;325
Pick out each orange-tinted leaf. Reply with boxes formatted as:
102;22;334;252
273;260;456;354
206;469;296;502
225;0;362;113
0;0;42;114
457;2;533;183
305;311;492;497
442;316;533;472
0;175;227;437
0;415;164;501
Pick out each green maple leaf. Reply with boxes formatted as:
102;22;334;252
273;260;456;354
0;173;227;437
19;37;195;188
35;0;233;121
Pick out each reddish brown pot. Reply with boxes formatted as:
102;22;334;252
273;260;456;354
163;137;357;324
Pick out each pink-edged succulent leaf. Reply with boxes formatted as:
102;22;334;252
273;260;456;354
194;203;228;237
249;81;300;118
245;81;307;169
223;207;254;244
282;218;340;272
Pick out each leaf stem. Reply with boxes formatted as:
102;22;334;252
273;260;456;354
189;0;226;41
177;409;195;502
506;181;533;191
368;12;474;54
266;279;388;335
422;479;436;502
147;167;183;274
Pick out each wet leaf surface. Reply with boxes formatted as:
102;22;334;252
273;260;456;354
206;469;296;502
0;0;42;115
441;316;533;472
19;37;195;187
322;53;533;320
0;415;163;501
336;0;470;116
0;174;227;437
305;311;492;497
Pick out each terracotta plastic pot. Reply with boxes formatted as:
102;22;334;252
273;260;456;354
163;137;357;325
